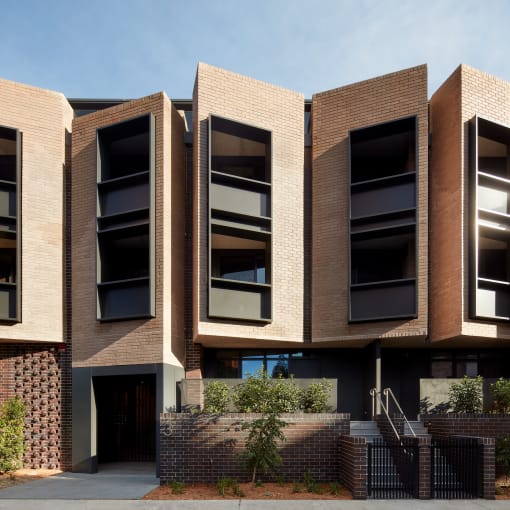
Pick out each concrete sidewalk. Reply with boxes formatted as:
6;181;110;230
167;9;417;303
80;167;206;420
0;463;158;500
0;499;509;510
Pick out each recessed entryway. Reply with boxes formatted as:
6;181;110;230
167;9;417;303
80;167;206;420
93;374;156;463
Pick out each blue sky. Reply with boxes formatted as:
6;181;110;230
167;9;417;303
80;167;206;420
1;0;510;99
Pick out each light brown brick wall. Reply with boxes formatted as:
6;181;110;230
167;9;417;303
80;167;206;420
192;63;305;347
430;65;510;342
311;65;429;344
429;67;464;342
72;93;186;367
0;78;72;343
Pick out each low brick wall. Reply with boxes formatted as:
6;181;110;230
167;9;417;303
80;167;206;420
160;412;349;484
421;413;510;438
338;435;367;499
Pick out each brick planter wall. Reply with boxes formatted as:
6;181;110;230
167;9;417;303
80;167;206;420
338;435;367;499
421;413;510;438
160;413;349;484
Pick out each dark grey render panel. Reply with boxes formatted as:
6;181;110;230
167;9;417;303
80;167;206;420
99;181;150;217
350;280;416;321
98;279;151;319
73;363;184;475
351;181;415;218
210;182;270;218
209;285;271;322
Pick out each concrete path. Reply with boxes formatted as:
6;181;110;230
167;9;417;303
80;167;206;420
0;462;158;500
0;499;510;510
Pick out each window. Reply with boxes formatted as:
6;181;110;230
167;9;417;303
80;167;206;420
349;117;417;321
208;115;272;322
471;116;510;320
0;126;20;321
96;114;155;321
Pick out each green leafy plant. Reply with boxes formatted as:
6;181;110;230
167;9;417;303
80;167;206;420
303;470;322;494
216;477;243;497
292;482;302;493
167;480;185;495
448;375;483;413
232;369;300;413
203;381;230;413
300;380;333;413
242;413;286;483
0;396;27;473
497;435;510;481
329;481;341;496
491;378;510;413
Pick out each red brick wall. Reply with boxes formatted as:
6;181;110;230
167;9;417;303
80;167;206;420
160;413;349;483
0;343;71;470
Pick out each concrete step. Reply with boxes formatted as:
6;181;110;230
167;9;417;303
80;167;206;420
403;420;430;437
350;420;380;433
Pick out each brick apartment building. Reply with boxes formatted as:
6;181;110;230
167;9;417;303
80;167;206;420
0;62;509;474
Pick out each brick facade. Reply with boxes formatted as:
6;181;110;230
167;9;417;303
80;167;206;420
71;93;186;368
192;63;305;352
160;413;349;484
311;65;428;345
430;64;510;343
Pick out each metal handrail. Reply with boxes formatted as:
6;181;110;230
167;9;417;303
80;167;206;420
369;388;400;441
383;387;416;438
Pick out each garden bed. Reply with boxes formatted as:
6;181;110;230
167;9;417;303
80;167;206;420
143;481;352;500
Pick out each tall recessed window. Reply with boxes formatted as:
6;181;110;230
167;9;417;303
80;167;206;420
208;115;272;322
471;116;510;320
0;126;20;321
349;117;417;321
96;114;155;321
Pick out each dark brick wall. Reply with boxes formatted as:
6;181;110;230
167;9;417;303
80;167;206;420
0;343;71;469
422;414;510;438
338;435;367;499
160;413;349;484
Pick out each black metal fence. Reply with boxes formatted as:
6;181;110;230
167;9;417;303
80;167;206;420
367;437;418;499
431;437;482;499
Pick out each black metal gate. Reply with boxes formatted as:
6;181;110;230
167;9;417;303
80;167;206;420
431;437;482;499
368;437;419;499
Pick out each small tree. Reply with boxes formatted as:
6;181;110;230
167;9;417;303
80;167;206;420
0;396;27;473
203;381;230;413
491;378;510;413
300;380;333;413
242;413;286;483
448;375;483;413
233;370;289;482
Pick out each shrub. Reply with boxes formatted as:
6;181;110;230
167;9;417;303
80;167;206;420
203;381;230;413
0;396;27;473
167;480;185;495
448;375;483;413
303;470;322;494
216;477;243;497
497;435;510;480
300;380;333;413
232;369;300;413
491;378;510;413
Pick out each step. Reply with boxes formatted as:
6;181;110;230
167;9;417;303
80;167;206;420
350;420;380;433
403;420;430;436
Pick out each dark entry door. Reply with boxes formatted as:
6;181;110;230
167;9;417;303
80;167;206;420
94;374;156;463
